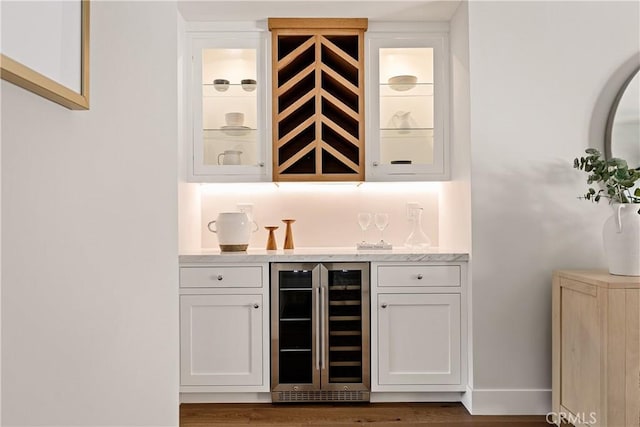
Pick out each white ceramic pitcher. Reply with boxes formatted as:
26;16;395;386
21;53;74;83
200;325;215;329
208;212;258;252
217;150;243;165
392;111;412;134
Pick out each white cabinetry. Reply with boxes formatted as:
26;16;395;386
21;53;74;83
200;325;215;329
366;27;450;181
371;262;467;392
186;28;271;182
181;294;263;386
378;293;461;386
179;264;269;396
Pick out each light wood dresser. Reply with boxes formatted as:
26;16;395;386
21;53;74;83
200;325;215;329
552;270;640;427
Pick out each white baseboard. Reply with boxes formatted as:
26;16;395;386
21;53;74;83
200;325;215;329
460;385;473;413
464;387;551;415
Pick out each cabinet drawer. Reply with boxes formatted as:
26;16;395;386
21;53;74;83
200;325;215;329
180;266;263;288
377;265;460;287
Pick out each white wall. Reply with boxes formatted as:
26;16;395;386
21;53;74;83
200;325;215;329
445;1;473;403
0;2;3;419
440;1;471;257
1;2;179;426
467;0;640;414
178;13;202;253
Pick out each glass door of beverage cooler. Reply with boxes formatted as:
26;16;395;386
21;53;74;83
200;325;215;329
271;264;321;394
320;263;370;393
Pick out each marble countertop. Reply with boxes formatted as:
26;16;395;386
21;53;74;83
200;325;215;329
179;247;469;264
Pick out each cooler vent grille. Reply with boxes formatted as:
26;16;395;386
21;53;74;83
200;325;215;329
273;390;369;402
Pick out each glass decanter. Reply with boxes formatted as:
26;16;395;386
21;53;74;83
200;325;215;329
405;205;431;248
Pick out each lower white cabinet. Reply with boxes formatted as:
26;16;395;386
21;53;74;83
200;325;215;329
180;294;264;386
178;259;468;400
179;264;270;394
371;262;467;392
377;293;461;386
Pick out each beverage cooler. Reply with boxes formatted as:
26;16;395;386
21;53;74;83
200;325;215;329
271;263;370;402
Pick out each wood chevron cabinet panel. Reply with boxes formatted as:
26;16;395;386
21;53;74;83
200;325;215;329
269;18;367;182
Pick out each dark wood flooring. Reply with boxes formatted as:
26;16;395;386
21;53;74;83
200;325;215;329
180;402;555;426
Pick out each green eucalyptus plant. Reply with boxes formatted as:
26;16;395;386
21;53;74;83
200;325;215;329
573;148;640;214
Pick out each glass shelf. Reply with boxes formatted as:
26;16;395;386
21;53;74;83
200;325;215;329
380;82;433;97
380;128;434;138
204;128;258;132
203;83;258;87
203;84;259;98
203;128;258;143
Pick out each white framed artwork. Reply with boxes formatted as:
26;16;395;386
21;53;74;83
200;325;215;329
1;0;90;110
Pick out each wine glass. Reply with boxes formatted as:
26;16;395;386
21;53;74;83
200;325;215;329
374;213;390;243
357;212;372;243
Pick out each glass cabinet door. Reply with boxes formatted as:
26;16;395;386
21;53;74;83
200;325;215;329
379;47;434;165
189;33;270;182
271;264;321;392
366;33;449;181
321;263;370;391
277;268;315;385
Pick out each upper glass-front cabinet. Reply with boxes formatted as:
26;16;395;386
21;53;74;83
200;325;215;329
188;32;270;182
366;32;450;181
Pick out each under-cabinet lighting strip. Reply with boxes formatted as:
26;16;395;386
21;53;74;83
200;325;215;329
198;181;441;195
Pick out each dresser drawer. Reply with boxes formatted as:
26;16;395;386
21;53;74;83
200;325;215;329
377;265;460;287
180;266;263;288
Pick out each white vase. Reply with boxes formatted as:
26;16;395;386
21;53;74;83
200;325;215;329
207;212;258;252
602;203;640;276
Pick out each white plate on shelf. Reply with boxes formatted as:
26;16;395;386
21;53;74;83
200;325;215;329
221;125;251;136
388;74;417;91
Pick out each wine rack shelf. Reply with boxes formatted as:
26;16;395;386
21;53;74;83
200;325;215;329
269;18;368;182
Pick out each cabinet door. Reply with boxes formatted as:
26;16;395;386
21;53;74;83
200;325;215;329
188;32;270;182
180;294;263;386
322;263;370;391
271;264;320;392
269;18;367;182
556;280;601;425
377;293;460;385
366;33;450;181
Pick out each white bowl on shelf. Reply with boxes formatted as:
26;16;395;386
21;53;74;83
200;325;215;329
241;79;257;92
225;112;245;127
388;75;417;91
213;79;229;91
